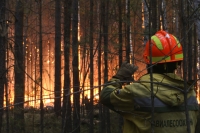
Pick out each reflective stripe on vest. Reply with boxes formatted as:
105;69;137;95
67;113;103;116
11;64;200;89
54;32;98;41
133;96;198;112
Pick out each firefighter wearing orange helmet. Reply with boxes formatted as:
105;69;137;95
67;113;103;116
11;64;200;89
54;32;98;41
100;30;198;133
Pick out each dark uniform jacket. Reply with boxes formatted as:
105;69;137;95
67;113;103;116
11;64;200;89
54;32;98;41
100;73;199;133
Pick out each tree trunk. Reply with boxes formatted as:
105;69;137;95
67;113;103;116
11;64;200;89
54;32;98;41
143;0;149;45
89;0;94;132
0;0;6;132
98;1;103;132
62;0;72;132
102;0;111;132
151;0;158;33
194;0;200;79
118;0;123;132
193;0;200;132
118;0;123;133
118;0;123;65
194;0;200;42
14;0;25;132
149;0;156;132
54;0;62;116
187;0;193;81
175;0;179;36
180;0;191;132
38;0;44;132
126;0;130;62
72;0;80;132
160;0;168;31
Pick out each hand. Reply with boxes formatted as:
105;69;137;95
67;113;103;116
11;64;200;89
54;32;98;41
113;61;138;81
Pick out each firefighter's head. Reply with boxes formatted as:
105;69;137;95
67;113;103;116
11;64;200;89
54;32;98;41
143;30;183;73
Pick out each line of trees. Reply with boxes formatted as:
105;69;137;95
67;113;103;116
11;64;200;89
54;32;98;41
0;0;200;133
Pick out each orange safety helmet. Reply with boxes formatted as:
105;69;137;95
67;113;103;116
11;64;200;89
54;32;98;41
143;30;183;64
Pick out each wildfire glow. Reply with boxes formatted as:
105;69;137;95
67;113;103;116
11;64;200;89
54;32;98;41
197;85;200;103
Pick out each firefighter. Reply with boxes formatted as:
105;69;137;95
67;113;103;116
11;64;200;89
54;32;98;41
100;30;199;133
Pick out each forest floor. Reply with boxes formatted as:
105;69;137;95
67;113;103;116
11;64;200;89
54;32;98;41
2;107;200;133
1;108;120;133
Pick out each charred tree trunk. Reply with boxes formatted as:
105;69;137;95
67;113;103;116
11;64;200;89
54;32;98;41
193;0;200;43
143;0;149;45
72;0;80;132
193;0;200;131
54;0;62;116
174;0;179;36
118;0;123;65
62;0;72;132
126;0;130;62
14;0;25;132
151;0;158;33
89;0;94;132
38;0;44;132
180;0;191;132
118;0;123;132
160;0;168;31
98;1;103;132
102;0;111;133
149;0;156;132
187;1;193;81
0;0;6;132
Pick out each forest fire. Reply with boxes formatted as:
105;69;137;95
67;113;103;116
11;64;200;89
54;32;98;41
1;0;200;133
4;58;199;109
1;0;199;114
197;86;200;104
